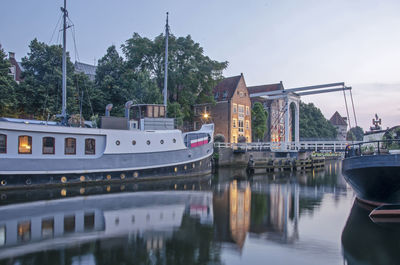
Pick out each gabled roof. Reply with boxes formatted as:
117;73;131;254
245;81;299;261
74;61;97;80
248;82;283;95
330;111;347;126
213;75;242;101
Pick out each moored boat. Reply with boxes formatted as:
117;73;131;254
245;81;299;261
0;3;214;189
342;139;400;205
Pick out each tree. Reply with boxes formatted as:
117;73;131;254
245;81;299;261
0;46;17;117
122;33;228;120
17;39;78;119
252;102;268;141
347;126;364;141
299;102;337;139
167;102;183;126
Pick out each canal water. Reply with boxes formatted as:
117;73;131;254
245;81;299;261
0;161;398;265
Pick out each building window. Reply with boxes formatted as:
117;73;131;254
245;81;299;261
42;137;55;154
246;106;250;115
65;138;76;155
223;91;227;100
233;104;237;113
205;106;210;112
239;91;244;97
18;221;31;242
238;120;244;132
246;120;249;129
0;134;6;153
18;136;32;154
42;218;54;238
238;105;244;114
214;92;219;100
194;121;198;130
233;119;237;128
233;136;236;143
85;138;96;155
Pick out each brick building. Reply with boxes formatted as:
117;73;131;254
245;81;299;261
8;52;23;84
193;74;252;143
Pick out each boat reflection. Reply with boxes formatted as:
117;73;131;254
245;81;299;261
0;161;349;264
342;200;400;265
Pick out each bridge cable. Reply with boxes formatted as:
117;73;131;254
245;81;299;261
342;88;352;129
349;89;358;127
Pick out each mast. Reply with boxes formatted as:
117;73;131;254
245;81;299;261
163;12;169;117
61;0;68;121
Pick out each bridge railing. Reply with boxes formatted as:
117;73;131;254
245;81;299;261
214;141;359;152
344;139;400;158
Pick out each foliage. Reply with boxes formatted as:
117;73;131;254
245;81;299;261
347;126;364;141
214;134;225;142
0;47;17;117
167;102;183;126
346;130;356;141
238;135;246;143
299;102;337;140
17;39;79;119
251;102;268;141
122;33;228;120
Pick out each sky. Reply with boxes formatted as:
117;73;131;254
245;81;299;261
1;0;399;131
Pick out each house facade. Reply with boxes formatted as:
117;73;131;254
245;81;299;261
8;52;23;84
329;111;348;141
193;74;252;143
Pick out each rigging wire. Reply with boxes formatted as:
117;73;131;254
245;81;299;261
349;89;358;127
49;13;63;45
342;88;352;129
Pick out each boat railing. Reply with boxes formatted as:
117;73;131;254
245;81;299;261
344;139;400;158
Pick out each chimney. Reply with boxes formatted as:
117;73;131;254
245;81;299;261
8;52;15;60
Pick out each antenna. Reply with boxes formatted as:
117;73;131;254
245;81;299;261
163;12;169;117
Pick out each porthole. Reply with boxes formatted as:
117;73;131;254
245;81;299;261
106;174;112;180
173;138;176;143
132;140;136;145
61;189;67;196
120;173;126;180
133;171;139;178
25;179;32;185
116;140;120;146
146;140;151;145
61;176;67;183
80;175;85;182
160;139;164;144
0;180;6;186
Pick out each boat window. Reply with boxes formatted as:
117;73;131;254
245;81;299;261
42;137;55;154
42;218;54;238
84;212;95;231
85;138;95;155
18;135;32;154
0;226;5;246
0;134;6;153
17;221;31;242
64;215;75;233
65;138;76;155
146;140;151;145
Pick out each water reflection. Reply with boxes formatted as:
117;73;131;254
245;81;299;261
342;200;400;265
0;161;358;265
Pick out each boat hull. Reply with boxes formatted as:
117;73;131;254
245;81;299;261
342;154;400;204
0;155;212;190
